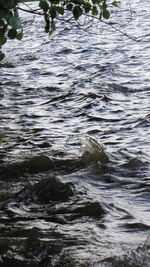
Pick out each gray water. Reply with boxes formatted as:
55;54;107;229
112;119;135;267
0;0;150;266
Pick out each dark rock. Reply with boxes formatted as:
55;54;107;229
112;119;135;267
14;176;74;204
71;201;104;218
24;156;54;173
34;176;74;202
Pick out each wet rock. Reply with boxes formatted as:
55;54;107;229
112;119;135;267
71;201;104;218
0;257;31;267
34;176;74;202
15;176;74;203
47;201;104;223
1;174;105;267
0;156;53;179
5;176;105;223
24;156;54;173
0;155;86;179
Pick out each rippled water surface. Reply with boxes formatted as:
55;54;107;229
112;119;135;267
0;0;150;266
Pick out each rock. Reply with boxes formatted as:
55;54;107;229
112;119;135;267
71;201;104;218
24;156;54;173
14;176;74;204
34;176;74;202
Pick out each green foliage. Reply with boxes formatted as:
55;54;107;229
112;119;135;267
39;0;49;12
0;51;5;61
73;6;82;20
111;1;119;7
0;0;23;62
102;9;110;19
0;0;119;62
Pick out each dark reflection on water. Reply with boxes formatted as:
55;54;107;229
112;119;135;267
0;0;150;266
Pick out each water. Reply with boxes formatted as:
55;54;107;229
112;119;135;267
0;0;150;266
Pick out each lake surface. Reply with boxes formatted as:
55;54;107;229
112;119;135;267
0;0;150;266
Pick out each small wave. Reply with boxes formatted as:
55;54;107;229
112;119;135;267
41;91;70;106
13;176;74;205
88;116;120;122
101;95;112;102
99;233;150;267
0;155;85;179
108;83;128;93
0;175;105;266
81;136;109;165
0;137;109;179
131;113;150;128
120;222;150;232
120;158;146;169
3;175;105;221
57;47;73;55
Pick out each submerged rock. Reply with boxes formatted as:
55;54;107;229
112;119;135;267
71;201;104;218
1;175;105;267
5;175;104;222
0;155;86;179
0;155;54;179
32;176;74;202
23;156;54;173
14;176;74;203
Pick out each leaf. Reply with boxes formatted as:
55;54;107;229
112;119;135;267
39;0;49;12
8;16;21;29
0;9;13;20
66;3;73;11
8;28;17;39
0;27;6;35
0;34;6;46
73;6;82;20
92;6;98;16
83;3;91;13
0;52;5;62
92;0;98;4
16;31;23;40
111;0;119;7
55;6;64;15
0;18;5;27
103;9;110;19
71;0;83;5
102;0;107;10
3;0;16;9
